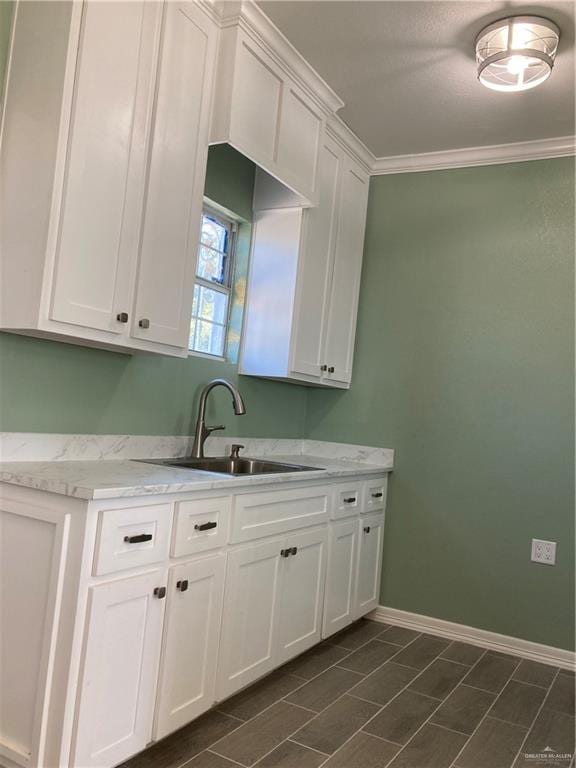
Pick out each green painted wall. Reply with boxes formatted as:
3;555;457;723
0;142;307;437
306;158;575;650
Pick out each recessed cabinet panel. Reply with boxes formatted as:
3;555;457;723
363;477;388;514
322;519;358;638
132;2;217;347
277;527;327;664
290;138;341;380
231;35;282;166
155;555;226;739
217;539;282;699
355;512;385;618
276;86;323;202
323;162;370;386
72;570;166;768
50;2;159;333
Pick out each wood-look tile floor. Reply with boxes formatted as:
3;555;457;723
119;620;575;768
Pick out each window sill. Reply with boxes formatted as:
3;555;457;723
187;349;226;362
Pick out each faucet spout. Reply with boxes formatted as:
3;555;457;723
191;379;246;458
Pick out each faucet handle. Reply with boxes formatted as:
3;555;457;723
206;425;225;435
230;444;245;458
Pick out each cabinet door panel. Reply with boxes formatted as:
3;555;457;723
230;34;282;166
132;2;217;347
276;85;323;202
155;555;226;739
355;513;385;619
290;137;341;379
72;570;165;768
217;539;282;700
277;527;327;664
51;2;160;333
323;161;370;386
322;519;358;638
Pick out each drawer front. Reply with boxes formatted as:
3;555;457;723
363;477;388;514
94;503;172;576
331;481;362;520
230;486;330;543
172;496;231;557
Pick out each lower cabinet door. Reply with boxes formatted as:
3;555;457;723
322;519;358;638
72;570;166;768
217;538;283;700
277;527;327;664
154;554;226;740
354;512;385;619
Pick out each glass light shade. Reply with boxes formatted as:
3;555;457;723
475;16;560;92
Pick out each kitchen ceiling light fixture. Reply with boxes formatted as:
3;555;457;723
475;16;560;92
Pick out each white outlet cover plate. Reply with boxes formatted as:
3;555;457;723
531;538;557;566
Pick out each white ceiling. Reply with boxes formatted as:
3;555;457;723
258;1;576;158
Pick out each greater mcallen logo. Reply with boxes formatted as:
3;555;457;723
523;746;573;762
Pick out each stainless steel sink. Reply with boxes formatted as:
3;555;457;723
138;456;321;476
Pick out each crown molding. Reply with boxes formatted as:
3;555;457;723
214;1;344;116
371;135;576;175
326;114;376;174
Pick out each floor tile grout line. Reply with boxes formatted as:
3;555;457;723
447;656;538;768
286;736;331;756
205;748;247;768
507;667;563;768
298;636;463;768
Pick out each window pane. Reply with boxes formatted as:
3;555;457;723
189;318;196;350
197;245;226;284
201;215;228;253
195;320;225;356
198;286;228;324
192;284;200;317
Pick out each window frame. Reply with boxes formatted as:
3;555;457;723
188;204;238;359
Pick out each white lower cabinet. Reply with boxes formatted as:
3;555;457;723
355;512;385;619
217;538;283;700
276;527;327;664
0;474;388;768
154;554;226;739
72;570;167;768
322;519;358;638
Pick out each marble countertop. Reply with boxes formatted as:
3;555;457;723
0;453;392;500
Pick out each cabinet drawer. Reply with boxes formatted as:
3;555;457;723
172;496;230;557
94;503;172;575
363;477;388;514
230;486;330;543
331;481;362;520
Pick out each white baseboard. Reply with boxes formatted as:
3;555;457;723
369;605;575;671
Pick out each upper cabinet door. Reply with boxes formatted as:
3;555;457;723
131;2;218;348
50;2;162;334
290;137;341;380
229;32;283;168
323;160;370;386
72;570;166;768
275;83;323;204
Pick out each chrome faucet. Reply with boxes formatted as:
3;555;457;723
191;379;246;458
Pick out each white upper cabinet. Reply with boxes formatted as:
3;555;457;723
240;129;370;389
210;3;342;207
0;0;218;356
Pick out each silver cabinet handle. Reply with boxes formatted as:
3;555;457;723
320;364;327;372
328;366;335;373
139;318;150;329
364;526;371;533
116;312;129;323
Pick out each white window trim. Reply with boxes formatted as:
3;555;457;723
188;205;238;359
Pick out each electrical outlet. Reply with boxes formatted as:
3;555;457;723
531;539;557;566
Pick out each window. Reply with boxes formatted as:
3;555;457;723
189;207;237;357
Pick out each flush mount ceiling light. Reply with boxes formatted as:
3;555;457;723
475;16;560;92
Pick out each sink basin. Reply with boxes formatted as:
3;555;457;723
138;456;322;476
